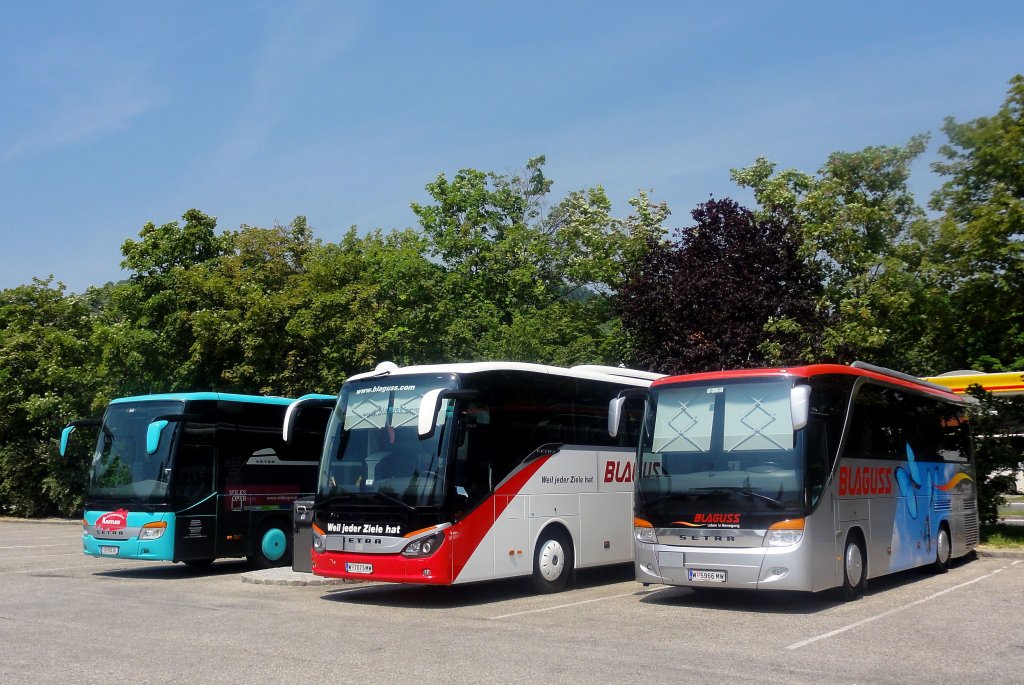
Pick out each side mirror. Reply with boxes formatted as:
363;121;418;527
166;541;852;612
147;420;169;455
59;426;76;457
608;397;626;438
791;384;811;431
417;389;480;439
283;394;336;444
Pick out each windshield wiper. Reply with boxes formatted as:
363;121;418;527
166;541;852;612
314;493;358;511
740;477;785;509
372;491;415;511
638;492;694;507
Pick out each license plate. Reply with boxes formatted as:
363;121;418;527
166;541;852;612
345;562;373;575
688;568;726;583
99;546;119;556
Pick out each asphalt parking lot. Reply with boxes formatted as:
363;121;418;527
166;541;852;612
2;519;1022;684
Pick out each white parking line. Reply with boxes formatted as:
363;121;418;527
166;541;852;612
786;560;1022;650
1;565;96;575
2;552;83;560
0;544;68;549
490;591;642;620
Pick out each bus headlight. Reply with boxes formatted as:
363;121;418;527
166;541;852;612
634;517;657;544
764;519;804;547
402;532;444;558
139;521;167;541
312;524;326;553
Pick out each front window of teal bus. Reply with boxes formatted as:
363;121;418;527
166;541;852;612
318;375;458;508
88;400;183;506
636;379;806;531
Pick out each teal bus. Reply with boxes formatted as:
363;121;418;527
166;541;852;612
61;393;330;568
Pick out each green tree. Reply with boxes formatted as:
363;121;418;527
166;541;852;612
412;157;667;365
0;278;101;516
97;209;231;395
731;137;950;373
930;75;1024;371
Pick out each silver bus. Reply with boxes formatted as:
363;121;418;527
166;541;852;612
609;361;978;599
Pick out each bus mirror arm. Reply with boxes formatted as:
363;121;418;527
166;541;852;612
282;396;336;444
59;419;101;457
144;413;202;455
418;389;480;439
608;387;647;438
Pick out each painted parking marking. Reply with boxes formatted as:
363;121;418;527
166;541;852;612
786;560;1022;650
490;590;647;620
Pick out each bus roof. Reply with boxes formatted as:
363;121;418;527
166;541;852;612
347;361;664;387
651;362;964;403
109;392;295;406
924;371;1024;397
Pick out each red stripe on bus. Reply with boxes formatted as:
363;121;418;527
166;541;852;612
450;455;550;582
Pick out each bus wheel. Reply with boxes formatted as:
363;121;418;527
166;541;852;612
183;558;214;568
932;524;951;574
249;520;291;569
532;528;574;593
840;534;866;601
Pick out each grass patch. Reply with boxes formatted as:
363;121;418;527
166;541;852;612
980;524;1024;549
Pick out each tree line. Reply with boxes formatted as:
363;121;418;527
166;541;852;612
2;76;1022;520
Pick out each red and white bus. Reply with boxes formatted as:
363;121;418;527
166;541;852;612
288;362;660;592
611;362;978;599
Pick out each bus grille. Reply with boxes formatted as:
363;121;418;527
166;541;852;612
963;510;980;548
933;494;952;512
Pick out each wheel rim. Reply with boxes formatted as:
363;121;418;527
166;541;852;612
938;528;951;564
537;539;566;582
262;527;287;561
845;542;863;587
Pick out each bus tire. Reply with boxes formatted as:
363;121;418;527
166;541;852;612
840;533;866;601
183;558;214;568
531;528;574;594
932;523;951;574
248;519;291;569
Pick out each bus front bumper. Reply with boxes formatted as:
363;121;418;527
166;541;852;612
636;541;812;591
82;511;175;562
312;548;454;585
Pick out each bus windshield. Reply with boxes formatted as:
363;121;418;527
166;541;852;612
318;374;457;508
87;400;183;505
638;379;805;515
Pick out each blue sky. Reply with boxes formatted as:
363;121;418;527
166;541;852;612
2;2;1022;293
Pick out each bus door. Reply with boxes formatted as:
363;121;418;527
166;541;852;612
173;441;218;561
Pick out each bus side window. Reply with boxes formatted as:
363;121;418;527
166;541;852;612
173;442;215;507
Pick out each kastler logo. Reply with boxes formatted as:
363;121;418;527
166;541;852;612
95;509;129;531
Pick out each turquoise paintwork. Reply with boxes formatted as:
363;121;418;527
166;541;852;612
110;392;294;406
146;420;169;455
59;425;75;457
82;511;177;561
261;526;288;561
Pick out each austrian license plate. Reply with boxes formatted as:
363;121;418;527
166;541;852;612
688;568;726;583
99;546;119;556
345;562;373;575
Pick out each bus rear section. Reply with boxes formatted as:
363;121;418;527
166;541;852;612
310;362;657;591
627;363;977;598
65;393;327;568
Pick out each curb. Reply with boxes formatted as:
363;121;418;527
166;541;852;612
976;547;1024;559
240;567;356;587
